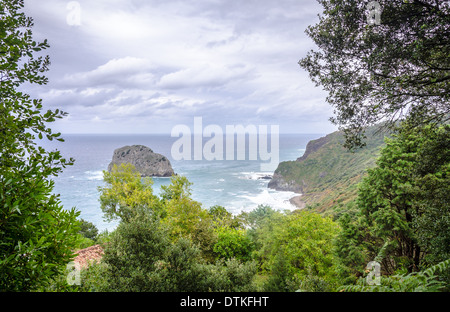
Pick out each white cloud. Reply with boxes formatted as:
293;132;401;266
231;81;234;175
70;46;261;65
61;57;155;88
158;63;253;89
24;0;335;134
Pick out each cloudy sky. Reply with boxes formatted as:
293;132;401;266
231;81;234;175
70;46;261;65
22;0;337;134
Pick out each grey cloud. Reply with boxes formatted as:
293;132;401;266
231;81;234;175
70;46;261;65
158;63;255;90
58;57;156;88
22;0;334;134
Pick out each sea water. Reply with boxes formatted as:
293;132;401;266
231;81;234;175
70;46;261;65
40;133;323;232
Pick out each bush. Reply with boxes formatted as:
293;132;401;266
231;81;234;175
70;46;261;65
254;210;341;292
213;227;254;262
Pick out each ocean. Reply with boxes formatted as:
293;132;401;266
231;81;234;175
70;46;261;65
41;133;323;232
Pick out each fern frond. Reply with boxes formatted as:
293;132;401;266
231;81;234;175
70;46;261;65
423;259;450;278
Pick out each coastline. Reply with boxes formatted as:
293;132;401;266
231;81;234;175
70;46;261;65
289;195;306;209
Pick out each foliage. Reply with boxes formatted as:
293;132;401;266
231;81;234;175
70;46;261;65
410;125;450;266
161;176;210;238
78;218;99;241
264;252;293;292
100;211;173;292
0;0;79;291
161;175;216;261
253;210;341;291
336;123;450;282
239;204;278;230
341;259;450;292
98;163;164;222
90;207;257;292
160;174;192;201
273;126;386;214
84;171;259;292
213;226;254;262
74;220;100;249
74;235;95;250
202;258;258;292
239;205;283;258
334;211;368;282
95;229;113;245
208;205;243;229
300;0;450;148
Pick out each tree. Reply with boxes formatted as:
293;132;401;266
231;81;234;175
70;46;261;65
100;211;175;292
98;163;164;222
160;174;193;202
0;0;79;291
78;219;99;241
338;123;449;276
239;204;277;231
208;205;243;229
264;252;292;292
161;176;216;261
254;210;340;291
410;125;450;266
300;0;450;149
98;208;258;292
213;226;254;262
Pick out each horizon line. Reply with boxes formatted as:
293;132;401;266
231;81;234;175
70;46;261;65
57;132;329;136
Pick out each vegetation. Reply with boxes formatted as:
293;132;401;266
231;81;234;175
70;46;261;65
2;0;448;294
35;164;345;292
98;163;163;222
254;209;341;291
73;167;260;292
300;0;450;149
335;123;450;283
0;0;80;291
340;259;450;292
273;125;387;214
47;140;449;292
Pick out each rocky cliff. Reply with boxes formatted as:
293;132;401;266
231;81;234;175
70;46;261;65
108;145;175;177
268;126;388;213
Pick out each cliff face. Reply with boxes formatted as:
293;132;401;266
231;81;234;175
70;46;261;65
108;145;175;177
268;134;332;193
296;135;330;162
267;172;303;193
268;127;388;213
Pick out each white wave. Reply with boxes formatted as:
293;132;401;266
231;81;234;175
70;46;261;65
236;189;298;212
85;170;104;181
238;171;273;180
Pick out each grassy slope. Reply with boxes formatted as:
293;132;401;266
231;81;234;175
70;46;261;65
272;126;388;215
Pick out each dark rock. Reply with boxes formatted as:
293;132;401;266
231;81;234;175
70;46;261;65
268;173;303;193
108;145;175;177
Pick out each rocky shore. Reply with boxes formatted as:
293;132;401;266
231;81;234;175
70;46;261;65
289;195;306;209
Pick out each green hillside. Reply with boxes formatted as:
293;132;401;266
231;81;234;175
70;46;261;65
269;126;388;214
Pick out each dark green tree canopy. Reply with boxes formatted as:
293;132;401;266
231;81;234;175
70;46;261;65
300;0;450;148
1;0;72;170
337;123;449;275
1;0;79;291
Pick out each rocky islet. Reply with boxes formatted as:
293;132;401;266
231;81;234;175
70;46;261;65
107;145;175;177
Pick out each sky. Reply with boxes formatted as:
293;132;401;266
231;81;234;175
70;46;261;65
22;0;338;134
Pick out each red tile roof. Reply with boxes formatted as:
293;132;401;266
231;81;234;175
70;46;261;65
73;244;104;268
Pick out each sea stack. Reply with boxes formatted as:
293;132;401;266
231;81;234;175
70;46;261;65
107;145;175;177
